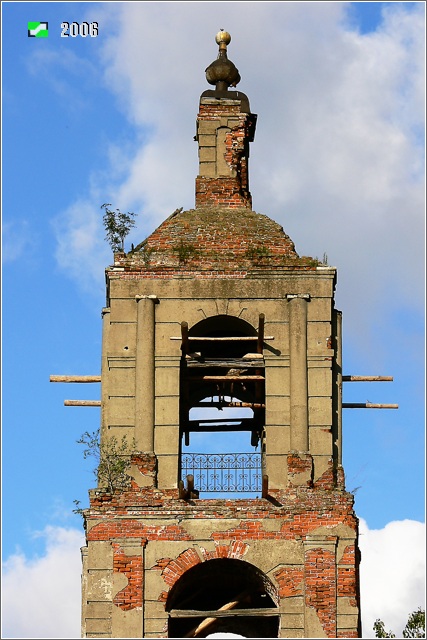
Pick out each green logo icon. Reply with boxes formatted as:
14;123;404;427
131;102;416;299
28;22;48;38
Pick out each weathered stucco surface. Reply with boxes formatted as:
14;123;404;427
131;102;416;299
80;86;360;638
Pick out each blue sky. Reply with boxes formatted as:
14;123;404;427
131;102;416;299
1;2;425;638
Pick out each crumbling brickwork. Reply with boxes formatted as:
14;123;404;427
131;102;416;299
82;460;360;638
195;97;256;208
80;38;361;638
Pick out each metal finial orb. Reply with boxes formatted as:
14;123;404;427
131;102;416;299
215;30;231;46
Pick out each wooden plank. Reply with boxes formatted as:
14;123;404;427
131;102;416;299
171;336;274;341
192;402;265;409
228;401;265;409
189;375;265;381
188;418;255;424
186;359;264;368
343;376;393;382
184;600;241;637
185;425;254;432
187;418;256;432
170;607;278;618
183;592;253;638
50;375;101;383
343;403;398;409
64;400;101;407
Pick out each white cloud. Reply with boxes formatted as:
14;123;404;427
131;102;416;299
2;519;424;639
2;220;37;264
52;199;111;293
25;48;99;114
1;526;85;639
52;2;424;346
359;518;426;638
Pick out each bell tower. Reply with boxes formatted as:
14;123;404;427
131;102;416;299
77;31;363;638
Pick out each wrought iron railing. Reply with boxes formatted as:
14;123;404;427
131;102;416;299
181;452;262;493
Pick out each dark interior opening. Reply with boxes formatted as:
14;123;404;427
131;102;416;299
166;558;279;638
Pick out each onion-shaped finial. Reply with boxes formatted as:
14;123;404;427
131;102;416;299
205;30;240;91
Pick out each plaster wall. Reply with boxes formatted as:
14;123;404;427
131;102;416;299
101;272;338;490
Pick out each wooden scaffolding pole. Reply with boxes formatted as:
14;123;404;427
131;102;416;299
50;375;101;383
342;376;393;382
64;400;101;407
342;403;398;409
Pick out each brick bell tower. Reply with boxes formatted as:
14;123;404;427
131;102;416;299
79;31;362;638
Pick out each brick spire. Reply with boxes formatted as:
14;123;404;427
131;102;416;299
195;31;257;209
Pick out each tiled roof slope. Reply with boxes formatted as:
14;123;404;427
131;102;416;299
112;207;318;278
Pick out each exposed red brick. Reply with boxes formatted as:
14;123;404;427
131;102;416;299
313;459;336;490
107;207;320;280
154;540;250;591
274;566;304;597
305;547;337;637
287;453;314;487
84;476;359;636
112;542;143;611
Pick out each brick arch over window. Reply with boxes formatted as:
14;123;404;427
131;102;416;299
166;557;279;638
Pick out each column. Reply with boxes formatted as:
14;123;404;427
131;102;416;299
334;310;342;465
287;295;309;451
135;295;157;452
100;307;111;444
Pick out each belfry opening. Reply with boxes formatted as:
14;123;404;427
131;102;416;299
179;314;265;498
48;28;396;638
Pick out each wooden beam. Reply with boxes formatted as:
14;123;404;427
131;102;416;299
179;474;199;501
181;321;189;355
257;313;265;354
343;403;398;409
191;402;266;409
178;479;185;499
186;425;254;433
183;592;251;638
343;376;393;382
50;375;101;383
228;401;265;409
188;417;255;424
170;607;278;618
262;474;268;499
189;375;265;381
187;358;264;368
171;336;274;341
187;418;256;432
64;400;101;407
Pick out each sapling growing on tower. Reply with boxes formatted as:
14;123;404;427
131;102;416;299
76;428;135;493
101;203;137;253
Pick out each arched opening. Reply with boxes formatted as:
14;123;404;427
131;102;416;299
166;558;279;638
179;315;266;498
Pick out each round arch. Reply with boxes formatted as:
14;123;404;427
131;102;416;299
188;315;257;360
166;557;279;638
189;314;257;336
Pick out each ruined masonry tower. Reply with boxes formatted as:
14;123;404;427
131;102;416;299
80;32;361;638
